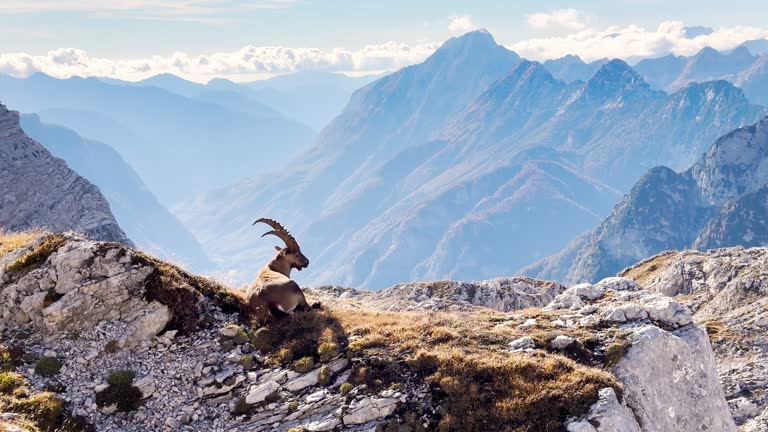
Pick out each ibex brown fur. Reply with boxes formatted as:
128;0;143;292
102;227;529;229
246;218;317;324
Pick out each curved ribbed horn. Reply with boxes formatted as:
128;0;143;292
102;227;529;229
254;218;300;251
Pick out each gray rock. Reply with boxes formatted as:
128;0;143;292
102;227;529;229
550;335;575;349
342;396;400;425
245;381;279;405
509;336;536;351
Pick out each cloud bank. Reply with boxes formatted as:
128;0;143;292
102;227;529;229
2;17;767;82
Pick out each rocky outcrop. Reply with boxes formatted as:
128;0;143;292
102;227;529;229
0;102;131;245
0;234;738;431
621;246;768;428
546;277;735;432
309;276;565;312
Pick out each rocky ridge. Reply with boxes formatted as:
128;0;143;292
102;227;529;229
620;246;768;428
0;233;740;431
0;102;131;246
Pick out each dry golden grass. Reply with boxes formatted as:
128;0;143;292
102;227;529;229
5;234;67;275
256;303;622;432
619;252;678;286
0;229;44;260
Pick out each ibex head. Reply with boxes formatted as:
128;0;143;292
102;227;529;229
253;218;310;271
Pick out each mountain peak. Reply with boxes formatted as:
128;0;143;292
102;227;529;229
429;29;517;62
585;59;648;97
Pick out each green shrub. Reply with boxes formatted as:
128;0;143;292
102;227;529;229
318;342;340;362
0;372;23;394
35;357;62;377
96;370;142;412
339;382;353;396
318;366;331;386
239;355;255;370
288;401;299;412
293;357;315;373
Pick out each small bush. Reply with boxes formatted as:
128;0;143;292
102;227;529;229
288;401;299;412
103;340;120;354
239;355;255;371
0;345;25;372
35;357;62;377
293;357;315;373
250;328;274;353
339;383;353;396
318;342;340;362
0;372;23;394
603;341;631;369
96;370;142;413
318;366;331;386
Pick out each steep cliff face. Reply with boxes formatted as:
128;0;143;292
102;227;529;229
0;233;738;431
0;103;131;245
620;246;768;428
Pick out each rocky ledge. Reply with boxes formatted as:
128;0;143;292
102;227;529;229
0;232;741;431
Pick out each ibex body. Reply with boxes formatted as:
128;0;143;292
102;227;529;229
246;218;315;323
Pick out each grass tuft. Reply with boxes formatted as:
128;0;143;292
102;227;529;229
6;234;67;275
34;357;62;378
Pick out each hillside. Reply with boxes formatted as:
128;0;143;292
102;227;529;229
0;103;130;245
0;231;738;431
524;116;768;285
178;33;765;290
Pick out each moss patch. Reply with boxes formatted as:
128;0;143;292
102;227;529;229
34;357;62;378
95;370;142;413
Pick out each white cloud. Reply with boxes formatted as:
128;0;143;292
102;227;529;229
527;9;587;31
509;21;768;62
0;42;440;82
448;15;478;36
2;20;767;83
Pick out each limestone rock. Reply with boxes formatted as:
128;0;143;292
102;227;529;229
342;396;399;425
245;381;279;405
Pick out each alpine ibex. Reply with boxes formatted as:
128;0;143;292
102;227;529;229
246;218;318;323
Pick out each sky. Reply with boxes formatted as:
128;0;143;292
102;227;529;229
1;0;768;82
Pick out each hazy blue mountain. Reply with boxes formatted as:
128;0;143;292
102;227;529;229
177;29;524;285
635;47;757;91
0;102;131;245
19;114;212;271
0;73;315;204
138;73;208;98
543;55;609;82
178;31;765;289
736;55;768;106
207;71;378;131
741;39;768;56
524;116;768;284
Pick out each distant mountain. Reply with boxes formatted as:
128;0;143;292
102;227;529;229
634;47;760;93
178;31;765;290
542;55;609;82
19;114;212;271
736;55;768;106
0;102;131;245
524;116;768;284
0;73;316;204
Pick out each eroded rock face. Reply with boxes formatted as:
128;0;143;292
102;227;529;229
620;247;768;428
0;102;131;245
0;235;167;346
554;277;736;432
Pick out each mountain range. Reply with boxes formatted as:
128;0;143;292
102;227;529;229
19;114;212;270
523;115;768;284
176;30;766;289
0;73;316;205
0;102;130;245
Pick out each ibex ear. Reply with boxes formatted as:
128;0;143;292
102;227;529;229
274;245;282;252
